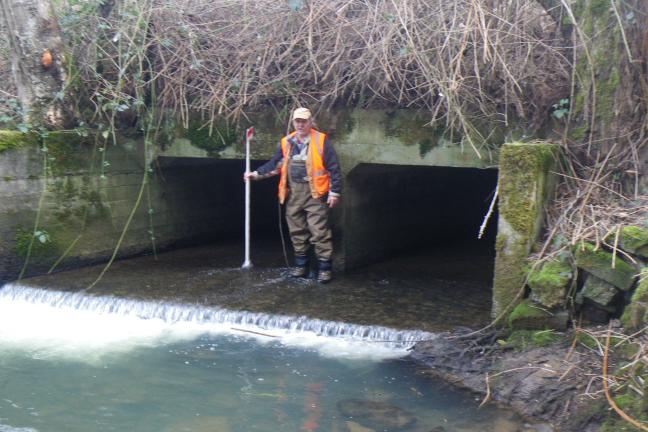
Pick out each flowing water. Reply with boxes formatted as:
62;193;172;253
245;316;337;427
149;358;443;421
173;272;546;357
0;242;545;431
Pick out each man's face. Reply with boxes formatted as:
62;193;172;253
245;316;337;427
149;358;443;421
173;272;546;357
293;118;311;137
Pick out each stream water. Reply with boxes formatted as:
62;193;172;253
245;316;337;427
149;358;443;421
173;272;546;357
0;242;543;431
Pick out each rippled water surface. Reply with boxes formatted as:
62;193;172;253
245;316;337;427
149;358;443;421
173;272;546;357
0;240;532;431
0;286;525;432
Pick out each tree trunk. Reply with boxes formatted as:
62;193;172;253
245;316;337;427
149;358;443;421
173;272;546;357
0;0;72;128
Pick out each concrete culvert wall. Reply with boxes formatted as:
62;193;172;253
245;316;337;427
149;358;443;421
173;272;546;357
343;164;499;270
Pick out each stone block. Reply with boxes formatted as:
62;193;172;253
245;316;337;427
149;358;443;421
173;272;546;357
619;226;648;258
575;243;636;291
621;269;648;331
508;299;569;330
528;259;572;308
579;275;618;312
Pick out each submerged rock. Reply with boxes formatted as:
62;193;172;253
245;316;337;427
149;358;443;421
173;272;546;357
337;399;417;430
345;420;375;432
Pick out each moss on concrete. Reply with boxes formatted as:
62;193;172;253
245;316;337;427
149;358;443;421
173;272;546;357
492;142;558;318
528;259;572;308
44;131;91;174
619;226;648;257
0;131;38;153
575;243;636;291
183;119;240;156
497;142;556;235
493;230;528;318
569;0;621;141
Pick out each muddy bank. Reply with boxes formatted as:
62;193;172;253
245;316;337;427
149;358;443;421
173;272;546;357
410;327;614;432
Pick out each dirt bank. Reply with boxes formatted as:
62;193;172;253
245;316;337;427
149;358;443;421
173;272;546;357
410;326;618;432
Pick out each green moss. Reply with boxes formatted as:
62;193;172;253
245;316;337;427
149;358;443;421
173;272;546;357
617;341;641;360
507;299;551;327
597;67;620;123
498;142;556;235
504;330;560;350
575;243;636;291
621;269;648;331
493;142;558;318
571;0;620;137
528;259;572;308
382;111;449;152
614;394;636;411
508;300;548;323
600;419;645;432
493;234;528;318
601;390;646;432
589;0;611;17
3;176;13;181
13;227;58;259
569;125;587;141
184;119;240;156
44;132;90;174
0;130;38;152
576;332;599;349
620;226;648;256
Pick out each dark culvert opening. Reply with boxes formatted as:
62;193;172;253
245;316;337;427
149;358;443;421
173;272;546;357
156;159;499;288
344;164;499;285
156;157;281;249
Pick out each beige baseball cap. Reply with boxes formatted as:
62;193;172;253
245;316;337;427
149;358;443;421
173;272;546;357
292;107;312;120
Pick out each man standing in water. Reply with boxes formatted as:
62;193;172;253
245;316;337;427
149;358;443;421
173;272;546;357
244;107;342;283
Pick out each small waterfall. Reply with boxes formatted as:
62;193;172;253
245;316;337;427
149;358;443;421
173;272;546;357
0;283;435;350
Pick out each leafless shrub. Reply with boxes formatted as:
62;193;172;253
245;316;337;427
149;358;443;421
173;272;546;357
56;0;569;154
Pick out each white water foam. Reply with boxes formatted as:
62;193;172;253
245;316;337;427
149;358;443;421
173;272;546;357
0;283;435;363
0;426;37;432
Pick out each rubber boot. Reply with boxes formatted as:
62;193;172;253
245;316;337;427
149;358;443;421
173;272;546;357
291;254;309;278
317;260;332;284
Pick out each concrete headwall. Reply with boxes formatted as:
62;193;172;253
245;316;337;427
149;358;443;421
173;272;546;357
159;109;496;172
0;131;276;283
492;142;558;318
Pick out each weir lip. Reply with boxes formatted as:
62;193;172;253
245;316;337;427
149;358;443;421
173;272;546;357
0;283;435;351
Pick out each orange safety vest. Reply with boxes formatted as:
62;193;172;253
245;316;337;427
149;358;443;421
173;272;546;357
278;129;330;204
